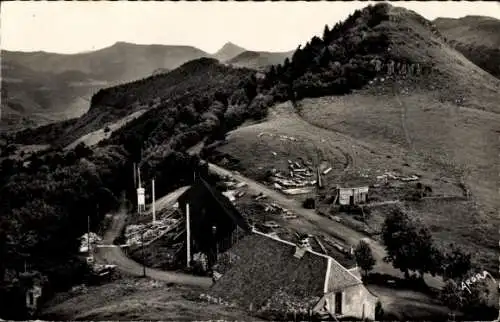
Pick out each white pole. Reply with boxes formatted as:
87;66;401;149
87;215;92;260
186;203;191;268
138;167;142;189
133;163;137;188
137;167;142;214
152;178;156;223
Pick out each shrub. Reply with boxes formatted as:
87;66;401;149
302;198;316;209
375;300;384;319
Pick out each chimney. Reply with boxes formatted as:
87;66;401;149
294;236;312;259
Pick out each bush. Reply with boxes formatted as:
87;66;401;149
339;204;369;215
375;300;384;319
302;198;316;209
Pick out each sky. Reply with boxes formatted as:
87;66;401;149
2;1;500;54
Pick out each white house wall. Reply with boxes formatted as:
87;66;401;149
337;187;369;205
314;284;377;320
338;189;353;205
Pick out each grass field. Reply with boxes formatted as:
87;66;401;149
65;109;148;150
215;92;498;277
298;89;499;274
40;277;259;321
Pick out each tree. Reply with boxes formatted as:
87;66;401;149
375;300;384;320
382;209;413;278
322;24;331;43
443;245;472;281
440;278;491;318
354;240;376;277
382;208;440;279
74;142;93;159
302;198;315;209
440;280;465;314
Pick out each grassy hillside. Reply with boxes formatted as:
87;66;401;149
212;3;500;275
227;50;294;70
434;16;500;78
41;278;259;321
213;42;247;62
1;42;211;130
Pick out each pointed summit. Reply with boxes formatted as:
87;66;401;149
213;42;247;62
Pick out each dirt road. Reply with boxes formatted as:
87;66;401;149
208;162;445;289
95;186;212;288
97;162;444;289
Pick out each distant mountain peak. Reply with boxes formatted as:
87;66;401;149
214;42;247;62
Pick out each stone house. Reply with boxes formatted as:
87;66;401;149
209;230;378;320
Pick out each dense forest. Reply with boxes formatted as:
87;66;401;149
0;3;437;318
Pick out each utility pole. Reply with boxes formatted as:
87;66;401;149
152;178;156;223
87;214;92;260
141;231;146;277
137;167;145;215
186;203;191;268
315;148;321;212
133;163;137;189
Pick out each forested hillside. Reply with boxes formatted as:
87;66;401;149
0;57;265;319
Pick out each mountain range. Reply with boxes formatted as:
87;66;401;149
5;14;497;132
2;3;500;320
1;42;292;131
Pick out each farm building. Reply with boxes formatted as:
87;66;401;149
209;230;378;320
335;186;369;205
177;176;252;268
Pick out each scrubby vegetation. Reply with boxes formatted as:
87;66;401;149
381;208;495;319
0;144;130;319
448;42;500;78
435;16;500;79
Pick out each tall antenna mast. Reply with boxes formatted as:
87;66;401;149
87;214;91;259
138;167;142;189
133;163;137;188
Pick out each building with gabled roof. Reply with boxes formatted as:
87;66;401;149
177;176;252;268
209;229;378;320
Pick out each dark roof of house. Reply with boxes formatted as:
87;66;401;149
209;230;362;311
178;177;252;232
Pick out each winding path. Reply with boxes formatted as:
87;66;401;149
94;161;444;290
207;163;445;290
